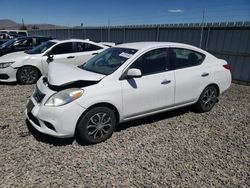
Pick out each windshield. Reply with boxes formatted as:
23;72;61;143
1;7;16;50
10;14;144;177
81;47;137;75
26;41;56;54
1;39;16;48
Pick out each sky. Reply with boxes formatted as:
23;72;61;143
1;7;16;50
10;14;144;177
0;0;249;27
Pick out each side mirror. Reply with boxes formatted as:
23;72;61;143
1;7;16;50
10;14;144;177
126;68;142;78
46;55;54;63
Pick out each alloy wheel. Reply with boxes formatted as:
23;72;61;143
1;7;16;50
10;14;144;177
201;87;217;111
87;112;112;140
20;67;38;84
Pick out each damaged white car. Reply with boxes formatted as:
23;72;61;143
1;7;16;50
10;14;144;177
26;42;231;144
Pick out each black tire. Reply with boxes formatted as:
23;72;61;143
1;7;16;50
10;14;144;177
194;85;218;113
76;107;116;144
17;66;40;85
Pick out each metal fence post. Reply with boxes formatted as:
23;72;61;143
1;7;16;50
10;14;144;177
205;26;211;50
156;26;160;41
101;27;103;42
123;27;126;43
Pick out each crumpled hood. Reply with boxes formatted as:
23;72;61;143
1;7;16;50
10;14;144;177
0;51;38;63
47;63;105;89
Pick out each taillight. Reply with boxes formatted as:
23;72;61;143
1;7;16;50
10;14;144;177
223;64;231;71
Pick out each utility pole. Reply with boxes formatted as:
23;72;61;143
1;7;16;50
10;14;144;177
20;18;27;30
22;18;24;28
199;6;206;48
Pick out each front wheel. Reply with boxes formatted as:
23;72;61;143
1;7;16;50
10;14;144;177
17;66;40;84
194;86;218;112
76;107;116;144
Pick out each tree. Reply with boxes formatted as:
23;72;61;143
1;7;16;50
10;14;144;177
20;18;27;30
32;25;39;30
19;25;27;30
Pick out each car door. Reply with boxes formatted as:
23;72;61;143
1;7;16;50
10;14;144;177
121;48;175;119
40;42;75;75
170;47;210;105
48;42;75;64
72;42;104;65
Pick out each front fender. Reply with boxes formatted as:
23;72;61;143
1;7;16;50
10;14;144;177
11;57;43;74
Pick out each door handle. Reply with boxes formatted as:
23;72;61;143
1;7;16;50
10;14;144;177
92;52;99;55
67;56;75;59
201;72;209;77
161;80;171;85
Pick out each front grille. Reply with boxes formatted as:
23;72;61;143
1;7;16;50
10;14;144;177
33;86;45;103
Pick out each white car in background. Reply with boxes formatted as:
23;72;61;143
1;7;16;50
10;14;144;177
26;42;231;144
0;39;108;84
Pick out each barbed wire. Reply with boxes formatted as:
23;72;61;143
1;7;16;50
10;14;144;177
80;3;250;26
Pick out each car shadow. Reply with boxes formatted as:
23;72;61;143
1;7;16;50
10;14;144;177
115;106;192;132
26;106;193;146
25;119;74;146
0;81;18;85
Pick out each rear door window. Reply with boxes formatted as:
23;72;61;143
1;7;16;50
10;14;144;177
74;42;102;52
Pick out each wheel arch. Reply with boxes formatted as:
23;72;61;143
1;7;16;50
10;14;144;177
16;65;42;81
205;83;220;96
16;65;42;82
76;102;120;129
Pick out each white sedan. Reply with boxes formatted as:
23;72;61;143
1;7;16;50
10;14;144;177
26;42;231;144
0;39;108;84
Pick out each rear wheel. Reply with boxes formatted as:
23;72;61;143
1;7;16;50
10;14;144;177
194;86;218;112
17;66;40;84
76;107;116;144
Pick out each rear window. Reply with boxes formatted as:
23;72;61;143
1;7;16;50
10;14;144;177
75;42;102;52
170;48;205;69
18;32;28;36
36;38;51;45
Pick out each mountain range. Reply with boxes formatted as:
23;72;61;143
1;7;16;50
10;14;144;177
0;19;68;30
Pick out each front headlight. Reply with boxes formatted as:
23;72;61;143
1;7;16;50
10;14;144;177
0;62;15;69
45;88;84;107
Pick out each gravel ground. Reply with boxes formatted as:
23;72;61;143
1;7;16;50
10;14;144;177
0;83;249;187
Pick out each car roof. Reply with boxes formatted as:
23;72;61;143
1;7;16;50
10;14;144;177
116;42;207;54
50;39;87;43
50;39;107;48
14;36;51;40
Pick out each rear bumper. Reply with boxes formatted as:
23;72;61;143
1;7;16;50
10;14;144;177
219;71;232;95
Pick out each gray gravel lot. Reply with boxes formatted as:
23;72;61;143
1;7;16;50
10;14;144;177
0;83;249;187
